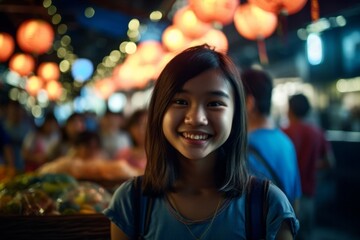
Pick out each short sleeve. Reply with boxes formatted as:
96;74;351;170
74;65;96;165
102;178;136;238
266;183;300;239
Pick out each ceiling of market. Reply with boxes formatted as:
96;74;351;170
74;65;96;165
1;0;360;81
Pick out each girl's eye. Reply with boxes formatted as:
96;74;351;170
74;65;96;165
173;99;188;105
208;101;226;107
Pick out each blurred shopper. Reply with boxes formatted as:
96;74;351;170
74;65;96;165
99;110;131;159
0;123;16;179
241;68;302;209
0;100;33;172
115;109;148;174
38;130;139;181
282;93;335;240
22;112;60;172
48;112;86;161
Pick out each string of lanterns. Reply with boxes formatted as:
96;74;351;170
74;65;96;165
103;0;313;98
0;0;317;103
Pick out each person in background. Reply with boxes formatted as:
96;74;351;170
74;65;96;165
282;93;335;240
104;45;299;239
38;130;139;181
240;68;302;210
22;112;60;172
0;100;33;172
48;112;86;161
0;123;16;179
83;110;99;132
115;109;148;174
99;110;132;159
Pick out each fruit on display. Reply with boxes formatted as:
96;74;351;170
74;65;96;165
0;173;111;215
57;181;111;215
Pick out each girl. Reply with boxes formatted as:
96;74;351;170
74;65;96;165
103;45;299;239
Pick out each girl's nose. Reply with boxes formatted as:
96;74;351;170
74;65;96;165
184;106;208;126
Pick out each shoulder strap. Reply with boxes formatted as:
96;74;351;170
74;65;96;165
245;176;270;240
248;145;284;192
133;176;154;240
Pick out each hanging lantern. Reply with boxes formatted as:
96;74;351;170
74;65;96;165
234;3;278;64
234;3;278;41
0;33;15;62
311;0;320;21
26;75;43;96
136;41;164;64
71;58;94;82
162;25;190;53
173;6;212;38
248;0;308;15
45;80;62;100
37;62;60;81
16;19;54;54
191;28;229;53
9;53;35;76
190;0;239;25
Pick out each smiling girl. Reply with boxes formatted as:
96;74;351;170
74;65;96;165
103;45;299;240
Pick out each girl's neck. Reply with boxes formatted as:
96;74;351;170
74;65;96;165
175;153;217;192
248;112;274;132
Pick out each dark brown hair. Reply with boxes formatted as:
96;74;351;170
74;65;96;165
143;44;249;197
241;68;273;116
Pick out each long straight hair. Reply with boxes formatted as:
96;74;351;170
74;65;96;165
143;45;249;197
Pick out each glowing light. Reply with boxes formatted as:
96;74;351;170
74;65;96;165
108;92;127;113
0;32;15;62
150;11;162;21
85;7;95;18
307;33;323;65
125;42;137;54
128;19;140;30
71;58;94;82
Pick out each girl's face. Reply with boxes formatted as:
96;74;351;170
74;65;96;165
162;69;235;160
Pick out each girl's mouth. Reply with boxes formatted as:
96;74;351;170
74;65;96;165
182;132;210;140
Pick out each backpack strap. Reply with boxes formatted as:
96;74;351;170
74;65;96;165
248;145;285;192
245;176;270;240
133;176;154;240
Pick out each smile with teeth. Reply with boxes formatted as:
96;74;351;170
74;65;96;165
182;132;209;140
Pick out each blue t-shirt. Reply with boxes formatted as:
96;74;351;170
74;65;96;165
248;128;302;204
103;178;299;240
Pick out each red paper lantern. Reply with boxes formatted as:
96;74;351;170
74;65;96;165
45;80;62;100
17;19;54;54
173;6;212;38
26;75;43;96
248;0;307;15
37;62;60;81
9;53;35;76
234;3;278;40
162;25;190;52
190;0;239;25
0;33;15;62
190;29;229;53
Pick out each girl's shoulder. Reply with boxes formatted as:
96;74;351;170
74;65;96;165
266;182;300;237
113;177;137;196
267;182;293;207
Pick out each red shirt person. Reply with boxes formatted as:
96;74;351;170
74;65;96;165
281;93;334;240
